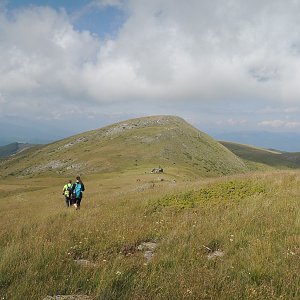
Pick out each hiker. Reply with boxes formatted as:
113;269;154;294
62;179;73;207
72;176;85;210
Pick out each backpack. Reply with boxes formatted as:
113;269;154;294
64;183;73;197
67;184;73;194
74;182;82;198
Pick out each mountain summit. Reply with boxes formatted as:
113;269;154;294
0;115;247;178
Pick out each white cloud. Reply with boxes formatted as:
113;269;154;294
92;0;124;9
2;0;300;126
258;120;300;129
82;0;300;103
216;118;248;126
259;106;300;114
0;6;100;116
0;92;6;106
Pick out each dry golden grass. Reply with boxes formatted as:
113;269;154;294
1;170;300;299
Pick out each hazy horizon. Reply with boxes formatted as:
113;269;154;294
1;114;300;152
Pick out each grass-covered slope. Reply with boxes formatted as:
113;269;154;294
221;141;300;170
0;116;247;179
1;171;300;299
0;142;38;158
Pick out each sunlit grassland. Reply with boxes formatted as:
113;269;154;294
1;170;300;299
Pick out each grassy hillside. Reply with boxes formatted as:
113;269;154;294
221;141;300;170
0;142;38;158
0;116;247;179
1;170;300;299
3;117;300;299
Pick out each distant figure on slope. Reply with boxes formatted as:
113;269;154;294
62;179;73;207
72;176;85;210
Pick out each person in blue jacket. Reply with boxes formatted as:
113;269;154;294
72;176;85;210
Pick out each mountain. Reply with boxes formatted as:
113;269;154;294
0;142;39;158
212;131;300;152
221;141;300;170
0;115;247;179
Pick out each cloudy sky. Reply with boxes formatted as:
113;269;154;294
1;0;300;150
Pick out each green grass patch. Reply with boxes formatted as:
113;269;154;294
149;179;266;210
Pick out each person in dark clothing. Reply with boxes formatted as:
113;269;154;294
72;176;85;210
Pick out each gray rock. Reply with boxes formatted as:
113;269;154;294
74;259;97;267
137;242;158;252
137;241;158;262
207;250;225;260
144;251;154;261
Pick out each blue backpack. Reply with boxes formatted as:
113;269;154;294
74;183;82;198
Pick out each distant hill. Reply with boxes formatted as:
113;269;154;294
212;131;300;152
0;142;39;158
221;141;300;170
0;116;247;178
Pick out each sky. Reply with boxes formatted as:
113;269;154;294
1;0;300;150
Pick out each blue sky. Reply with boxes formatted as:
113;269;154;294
5;0;127;37
1;0;300;151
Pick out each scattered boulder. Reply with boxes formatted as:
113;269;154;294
151;167;163;174
137;242;158;252
137;241;158;262
202;242;225;260
144;251;154;261
74;259;97;267
58;137;88;150
207;250;225;260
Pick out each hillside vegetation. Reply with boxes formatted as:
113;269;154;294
0;171;300;299
0;142;39;158
221;141;300;170
1;116;300;299
0;116;247;179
